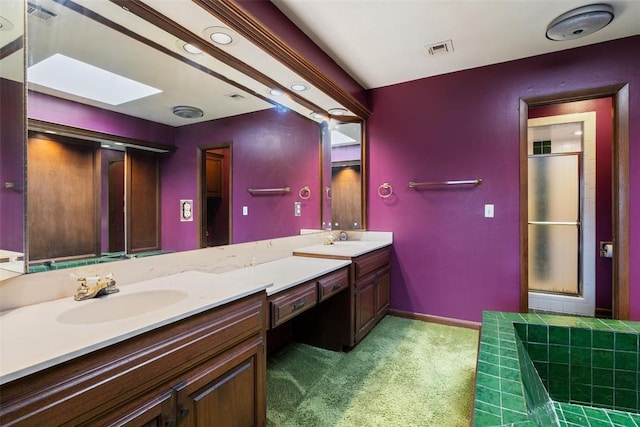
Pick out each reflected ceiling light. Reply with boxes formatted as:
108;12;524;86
176;40;202;55
27;53;162;105
290;83;308;92
574;130;583;135
204;26;236;46
328;108;348;116
172;105;204;119
546;4;614;41
309;112;325;120
269;88;284;96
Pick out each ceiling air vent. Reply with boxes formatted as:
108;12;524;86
226;93;245;101
27;2;57;21
425;39;454;56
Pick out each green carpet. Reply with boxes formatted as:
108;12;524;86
266;315;479;426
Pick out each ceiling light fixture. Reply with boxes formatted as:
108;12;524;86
290;83;308;92
328;108;348;116
0;16;14;31
172;105;204;119
204;26;236;46
546;4;614;41
183;43;202;54
269;88;284;96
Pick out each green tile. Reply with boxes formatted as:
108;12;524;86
607;410;637;426
561;405;588;425
592;386;614;407
593;368;614;387
549;326;570;345
501;378;524;396
592;349;614;369
549;380;570;401
549;363;570;380
549;344;570;364
614;369;637;391
614;332;638;352
472;409;502;426
570;328;592;348
614;389;637;412
571;365;592;386
593;330;615;349
500;393;528;415
528;324;548;343
571;347;592;366
570;383;591;404
527;343;548;362
475;384;502;407
614;351;637;371
476;371;501;391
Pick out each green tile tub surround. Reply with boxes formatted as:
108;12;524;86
473;311;640;427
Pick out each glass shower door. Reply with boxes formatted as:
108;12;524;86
528;153;581;295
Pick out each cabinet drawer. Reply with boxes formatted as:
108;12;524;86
269;281;317;328
318;268;349;302
353;247;390;279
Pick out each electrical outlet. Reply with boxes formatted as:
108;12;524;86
484;204;494;218
242;206;248;216
294;202;301;217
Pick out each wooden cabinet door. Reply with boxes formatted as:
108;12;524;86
375;266;390;319
176;335;265;427
77;389;175;427
355;274;376;342
126;148;161;253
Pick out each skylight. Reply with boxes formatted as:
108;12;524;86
27;54;162;105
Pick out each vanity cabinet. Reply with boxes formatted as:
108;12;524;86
353;249;390;345
0;292;266;427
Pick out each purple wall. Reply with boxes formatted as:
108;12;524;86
237;0;367;107
332;144;361;163
0;78;25;252
367;36;640;322
162;108;322;251
28;92;175;146
529;98;613;314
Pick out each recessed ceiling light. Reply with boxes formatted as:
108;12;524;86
0;16;14;31
204;26;237;46
27;53;162;105
309;112;325;120
291;83;308;92
184;44;202;54
328;108;348;116
270;88;284;96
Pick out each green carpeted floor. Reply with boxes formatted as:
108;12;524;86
266;315;479;427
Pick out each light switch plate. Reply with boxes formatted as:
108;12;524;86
242;206;248;216
294;201;301;217
484;204;494;218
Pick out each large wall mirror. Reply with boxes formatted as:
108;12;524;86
0;0;367;276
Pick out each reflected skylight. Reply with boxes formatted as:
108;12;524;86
27;54;162;105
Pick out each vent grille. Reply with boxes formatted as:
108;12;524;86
425;39;454;56
27;2;57;21
226;93;245;101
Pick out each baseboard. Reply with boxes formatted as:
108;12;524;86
595;307;613;319
388;309;481;330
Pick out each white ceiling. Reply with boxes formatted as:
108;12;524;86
272;0;640;89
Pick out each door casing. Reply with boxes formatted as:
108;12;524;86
519;84;630;319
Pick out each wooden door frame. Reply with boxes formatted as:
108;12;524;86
519;84;630;319
197;143;233;248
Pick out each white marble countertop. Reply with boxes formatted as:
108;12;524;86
217;256;351;296
0;270;271;385
293;239;392;258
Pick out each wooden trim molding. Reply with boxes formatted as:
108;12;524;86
519;84;630;320
388;309;482;331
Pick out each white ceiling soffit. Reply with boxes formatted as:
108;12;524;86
139;0;356;118
273;0;640;89
25;0;353;127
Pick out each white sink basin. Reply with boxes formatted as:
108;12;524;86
56;289;188;325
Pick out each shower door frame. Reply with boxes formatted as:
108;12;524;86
519;84;630;320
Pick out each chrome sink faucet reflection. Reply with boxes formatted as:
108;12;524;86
74;273;119;301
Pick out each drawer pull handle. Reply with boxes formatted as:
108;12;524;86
332;283;342;290
292;300;306;310
179;407;190;418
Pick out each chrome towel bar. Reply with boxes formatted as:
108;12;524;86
247;186;291;195
409;179;482;188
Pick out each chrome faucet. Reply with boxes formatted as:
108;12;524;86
74;273;119;301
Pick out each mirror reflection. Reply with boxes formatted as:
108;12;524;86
0;0;25;278
3;0;365;275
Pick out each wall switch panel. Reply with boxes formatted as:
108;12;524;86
484;204;494;218
242;206;248;216
294;201;301;217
